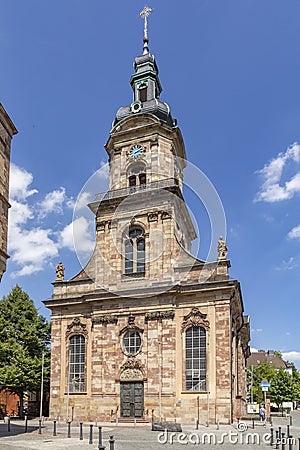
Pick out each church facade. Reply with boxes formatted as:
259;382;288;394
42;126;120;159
45;19;250;425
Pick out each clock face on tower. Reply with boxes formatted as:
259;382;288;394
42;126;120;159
130;145;143;157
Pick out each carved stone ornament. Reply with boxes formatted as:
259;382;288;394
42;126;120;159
161;211;171;220
181;307;210;333
66;318;88;337
119;314;144;336
120;357;145;381
97;221;106;232
92;315;118;326
145;310;175;322
148;212;158;222
108;219;118;229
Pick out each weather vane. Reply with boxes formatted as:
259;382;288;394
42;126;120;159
139;5;153;54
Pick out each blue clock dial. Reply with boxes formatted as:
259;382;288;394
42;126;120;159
131;145;142;156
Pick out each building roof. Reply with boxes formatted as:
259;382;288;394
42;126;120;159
247;350;287;369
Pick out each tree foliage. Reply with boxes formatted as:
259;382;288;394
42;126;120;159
269;367;295;409
247;362;277;404
248;355;300;408
0;285;50;413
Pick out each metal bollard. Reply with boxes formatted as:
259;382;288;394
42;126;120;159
24;415;28;433
270;427;274;446
53;420;57;436
79;422;83;440
279;427;282;439
216;418;220;430
7;416;10;432
289;435;293;450
290;415;292;426
109;435;115;450
98;426;105;450
38;419;42;434
195;418;199;430
298;437;300;450
89;424;93;444
252;417;255;429
281;432;285;450
287;424;290;438
275;431;279;449
67;421;71;438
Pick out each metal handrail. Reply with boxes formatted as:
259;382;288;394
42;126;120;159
95;178;179;201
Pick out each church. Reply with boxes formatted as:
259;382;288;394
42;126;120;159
45;8;250;425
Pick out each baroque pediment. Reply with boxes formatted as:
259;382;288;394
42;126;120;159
181;307;210;333
119;357;145;381
66;318;88;337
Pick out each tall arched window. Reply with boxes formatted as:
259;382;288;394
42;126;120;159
69;334;86;392
124;227;145;275
185;326;206;391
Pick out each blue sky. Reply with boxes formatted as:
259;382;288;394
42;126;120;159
1;0;300;368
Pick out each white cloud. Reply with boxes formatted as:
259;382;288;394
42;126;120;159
250;347;258;353
282;351;300;362
274;257;298;271
9;226;58;276
38;187;67;218
74;191;93;211
288;224;300;240
7;163;89;277
59;216;94;255
9;200;33;226
10;163;38;201
251;328;263;334
255;142;300;203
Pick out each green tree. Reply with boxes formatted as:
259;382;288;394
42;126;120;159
247;362;277;404
0;285;50;416
269;367;295;412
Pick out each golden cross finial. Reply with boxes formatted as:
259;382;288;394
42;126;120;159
139;5;153;54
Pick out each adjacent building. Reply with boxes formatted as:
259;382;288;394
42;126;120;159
0;103;17;281
45;18;250;424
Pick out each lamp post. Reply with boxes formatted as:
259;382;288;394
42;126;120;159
39;351;44;420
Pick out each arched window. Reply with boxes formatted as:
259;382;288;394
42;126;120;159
139;173;146;186
69;335;86;392
185;326;206;391
124;227;145;275
129;175;137;187
138;84;147;103
127;163;146;189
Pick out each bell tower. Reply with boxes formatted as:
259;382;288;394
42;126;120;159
87;9;196;290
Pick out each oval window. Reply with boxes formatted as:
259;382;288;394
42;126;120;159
123;330;141;354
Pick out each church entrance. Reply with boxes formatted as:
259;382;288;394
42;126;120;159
120;382;144;418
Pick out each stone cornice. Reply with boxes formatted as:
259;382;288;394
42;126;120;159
92;315;118;326
145;310;175;322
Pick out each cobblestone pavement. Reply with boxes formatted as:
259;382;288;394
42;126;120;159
0;412;299;450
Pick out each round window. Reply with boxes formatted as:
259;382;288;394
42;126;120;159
123;330;141;354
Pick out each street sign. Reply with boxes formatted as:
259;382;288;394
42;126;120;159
260;380;271;389
261;387;268;392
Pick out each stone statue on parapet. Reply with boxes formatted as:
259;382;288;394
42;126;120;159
217;236;228;260
56;261;65;281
